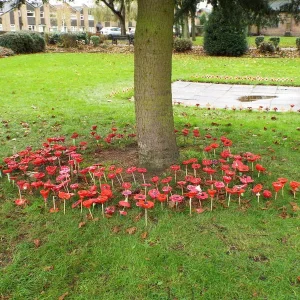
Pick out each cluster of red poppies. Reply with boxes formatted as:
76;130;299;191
70;125;137;147
1;132;299;226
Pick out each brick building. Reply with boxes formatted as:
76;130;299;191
0;0;95;33
249;0;300;36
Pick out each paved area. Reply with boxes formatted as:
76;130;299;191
172;82;300;111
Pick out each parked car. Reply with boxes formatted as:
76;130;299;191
100;27;121;38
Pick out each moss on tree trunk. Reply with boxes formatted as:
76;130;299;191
134;0;179;170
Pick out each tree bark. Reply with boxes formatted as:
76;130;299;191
182;13;190;39
191;15;196;41
135;0;179;171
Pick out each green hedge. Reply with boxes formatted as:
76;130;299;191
45;32;89;47
203;7;248;57
0;31;45;54
296;37;300;50
90;35;100;46
255;36;264;48
173;38;192;52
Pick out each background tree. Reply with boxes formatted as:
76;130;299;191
203;5;248;56
91;3;117;25
175;0;200;40
96;0;131;35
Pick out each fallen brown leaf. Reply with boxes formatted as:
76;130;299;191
290;202;300;211
78;222;86;228
278;211;289;219
33;239;41;248
126;227;137;235
43;265;54;271
112;226;121;233
58;292;69;300
134;213;142;222
141;232;148;239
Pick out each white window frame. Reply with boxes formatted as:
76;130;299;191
0;24;3;31
89;27;95;33
28;25;35;31
71;26;76;32
71;14;77;20
27;10;35;17
40;11;44;18
50;26;58;32
88;15;94;21
39;25;44;32
10;24;16;31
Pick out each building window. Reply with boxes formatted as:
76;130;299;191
89;27;95;33
0;24;3;31
50;12;57;18
79;26;84;32
27;10;35;17
71;26;76;32
71;14;77;20
88;15;94;21
10;24;16;31
80;14;84;20
40;11;44;18
39;25;44;32
28;25;35;31
50;26;58;32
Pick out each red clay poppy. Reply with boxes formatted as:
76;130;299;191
262;190;272;199
136;200;154;226
119;200;131;208
290;181;300;198
40;189;50;206
82;198;95;219
207;189;216;211
15;198;27;206
272;181;283;200
255;164;266;177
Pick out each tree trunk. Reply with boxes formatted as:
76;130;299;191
191;15;196;41
182;13;190;39
119;14;126;35
135;0;179;171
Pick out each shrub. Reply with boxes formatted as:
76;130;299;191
26;32;45;52
269;37;280;49
75;32;89;44
203;7;248;57
173;38;192;52
59;33;78;48
0;32;35;54
259;42;275;53
296;37;300;50
44;32;88;48
45;32;61;45
0;46;15;57
90;35;100;47
255;36;264;48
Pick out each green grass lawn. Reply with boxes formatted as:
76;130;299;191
193;36;299;48
0;53;300;299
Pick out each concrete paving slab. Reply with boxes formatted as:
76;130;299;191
172;81;300;111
